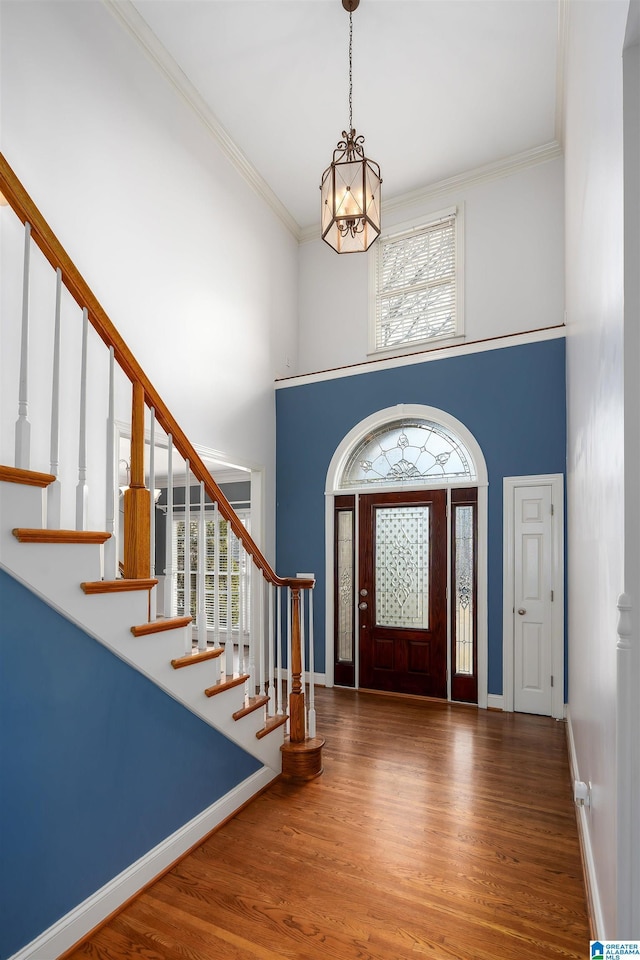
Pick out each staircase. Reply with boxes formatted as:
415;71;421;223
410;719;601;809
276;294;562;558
0;153;323;959
0;464;288;770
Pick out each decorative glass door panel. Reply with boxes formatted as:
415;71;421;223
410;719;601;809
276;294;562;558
450;488;478;703
359;490;447;698
334;495;356;686
375;505;430;629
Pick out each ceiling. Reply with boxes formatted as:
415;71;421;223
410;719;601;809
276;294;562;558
124;0;561;235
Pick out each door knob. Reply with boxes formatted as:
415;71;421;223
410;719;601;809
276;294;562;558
517;608;526;615
359;601;368;610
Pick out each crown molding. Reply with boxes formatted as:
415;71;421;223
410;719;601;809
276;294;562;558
102;1;562;250
101;0;302;241
299;140;563;245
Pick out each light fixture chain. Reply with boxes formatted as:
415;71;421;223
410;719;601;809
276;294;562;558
348;9;353;132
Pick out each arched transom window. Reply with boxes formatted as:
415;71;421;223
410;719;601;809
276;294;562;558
340;418;477;488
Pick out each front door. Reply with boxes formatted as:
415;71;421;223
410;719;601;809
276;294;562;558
358;490;447;697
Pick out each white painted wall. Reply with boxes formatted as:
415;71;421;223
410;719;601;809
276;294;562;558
298;156;564;375
0;0;298;557
622;4;640;939
564;0;629;937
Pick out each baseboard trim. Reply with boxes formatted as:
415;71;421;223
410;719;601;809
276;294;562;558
487;694;504;711
565;708;604;939
8;767;277;960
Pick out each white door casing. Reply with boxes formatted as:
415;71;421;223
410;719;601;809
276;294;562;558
503;475;564;719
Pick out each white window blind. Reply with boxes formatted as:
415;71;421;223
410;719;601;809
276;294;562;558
373;212;459;352
173;509;250;633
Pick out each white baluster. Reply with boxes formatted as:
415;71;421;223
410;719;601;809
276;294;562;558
308;587;316;737
300;589;307;738
149;408;157;620
237;535;245;677
104;347;117;579
47;268;62;528
197;481;207;651
257;573;265;699
183;460;191;655
286;586;292;733
267;580;274;708
224;522;234;678
213;502;223;682
15;221;31;469
163;434;174;618
75;308;89;530
276;585;283;715
213;500;220;641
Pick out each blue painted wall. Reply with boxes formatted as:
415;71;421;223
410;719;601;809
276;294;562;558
276;337;566;695
0;569;261;960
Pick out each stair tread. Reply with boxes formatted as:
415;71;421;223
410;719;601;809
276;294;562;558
232;694;270;721
204;674;249;698
131;616;192;637
256;714;289;740
13;528;111;544
82;578;158;594
171;647;224;669
0;465;56;488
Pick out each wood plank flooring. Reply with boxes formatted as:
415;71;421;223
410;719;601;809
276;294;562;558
66;688;590;960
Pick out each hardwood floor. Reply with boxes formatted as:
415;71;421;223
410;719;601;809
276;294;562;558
66;688;590;960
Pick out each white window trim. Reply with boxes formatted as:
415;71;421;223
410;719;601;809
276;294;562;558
368;204;465;358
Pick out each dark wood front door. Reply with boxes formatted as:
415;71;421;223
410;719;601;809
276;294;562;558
358;489;447;698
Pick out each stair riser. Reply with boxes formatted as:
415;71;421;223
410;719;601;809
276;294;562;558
2;539;104;585
0;481;46;531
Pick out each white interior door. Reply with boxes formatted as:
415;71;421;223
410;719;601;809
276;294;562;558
513;485;553;715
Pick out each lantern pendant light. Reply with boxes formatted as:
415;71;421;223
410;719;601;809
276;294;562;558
320;0;382;254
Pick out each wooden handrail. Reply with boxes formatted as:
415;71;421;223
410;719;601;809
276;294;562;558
0;153;312;591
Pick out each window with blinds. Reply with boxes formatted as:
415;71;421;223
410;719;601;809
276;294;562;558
173;509;250;634
370;208;463;353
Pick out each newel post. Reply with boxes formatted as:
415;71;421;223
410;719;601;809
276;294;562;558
280;583;325;781
288;587;306;742
124;381;150;579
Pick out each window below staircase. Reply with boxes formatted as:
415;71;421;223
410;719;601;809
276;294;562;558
172;508;251;635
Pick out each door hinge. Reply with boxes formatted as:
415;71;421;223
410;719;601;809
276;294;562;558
551;675;554;687
551;589;554;601
551;503;555;516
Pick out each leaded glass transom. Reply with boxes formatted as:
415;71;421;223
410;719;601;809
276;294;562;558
341;418;476;488
375;505;429;629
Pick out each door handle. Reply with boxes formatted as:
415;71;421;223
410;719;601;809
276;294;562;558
359;601;368;610
517;608;526;615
